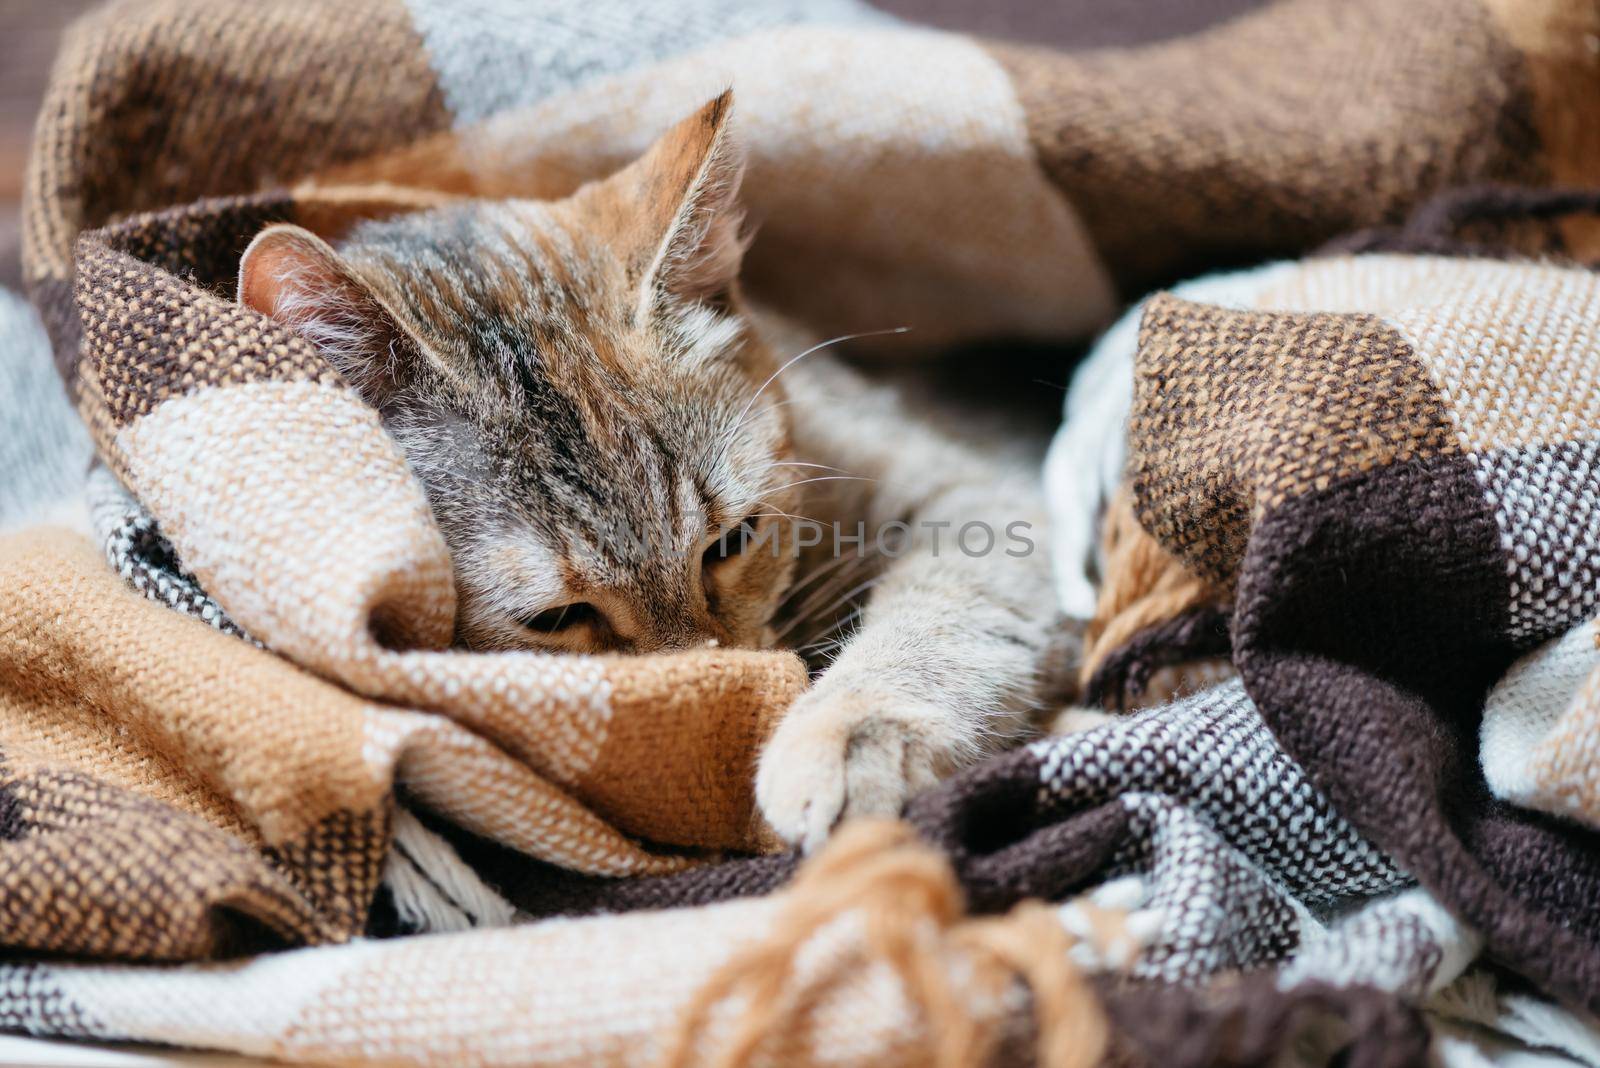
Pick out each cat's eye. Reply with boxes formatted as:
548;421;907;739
520;602;599;633
703;515;762;566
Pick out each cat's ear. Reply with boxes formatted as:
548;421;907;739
238;223;412;410
612;90;749;319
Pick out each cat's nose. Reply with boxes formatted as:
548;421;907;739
644;619;729;653
604;566;731;653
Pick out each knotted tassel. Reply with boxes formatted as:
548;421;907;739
660;818;1109;1068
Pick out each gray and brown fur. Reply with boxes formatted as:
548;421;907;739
239;94;1059;850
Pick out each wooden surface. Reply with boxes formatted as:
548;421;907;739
0;0;98;289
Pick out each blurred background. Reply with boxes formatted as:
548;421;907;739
0;0;1263;292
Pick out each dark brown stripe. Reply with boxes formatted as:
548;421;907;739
74;221;341;427
0;764;328;960
1234;452;1600;1012
93;191;298;294
1103;976;1428;1068
64;191;304;401
1083;602;1232;710
22;0;452;380
464;744;1134;924
989;0;1545;296
1322;182;1600;265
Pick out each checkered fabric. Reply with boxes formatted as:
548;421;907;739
1063;253;1600;1053
4;0;1600;1064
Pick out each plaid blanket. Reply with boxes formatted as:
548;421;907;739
0;288;86;532
1078;252;1600;1007
1038;253;1600;1061
5;0;1600;1063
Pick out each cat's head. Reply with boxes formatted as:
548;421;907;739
239;93;801;653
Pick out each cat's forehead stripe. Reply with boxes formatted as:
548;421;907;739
334;198;775;593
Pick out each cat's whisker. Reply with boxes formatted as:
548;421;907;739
710;327;908;474
773;574;881;644
778;548;861;608
758;460;850;474
797;604;867;654
781;552;876;624
720;397;800;451
806;577;882;629
770;604;825;646
764;460;926;503
749;501;818;524
776;559;865;629
753;493;835;522
763;474;878;495
800;636;852;661
731;326;911;434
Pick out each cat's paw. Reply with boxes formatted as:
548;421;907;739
755;691;942;853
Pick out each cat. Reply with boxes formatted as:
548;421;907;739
237;92;1060;852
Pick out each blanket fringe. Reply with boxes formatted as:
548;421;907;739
660;819;1107;1068
1080;490;1227;700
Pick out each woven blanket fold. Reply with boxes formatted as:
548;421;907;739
0;522;802;957
21;174;815;909
7;0;1600;1064
1;189;811;947
1483;616;1600;829
23;0;1600;361
1069;252;1600;1019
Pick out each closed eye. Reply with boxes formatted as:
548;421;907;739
520;602;600;633
703;514;762;568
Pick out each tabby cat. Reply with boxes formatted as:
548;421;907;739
238;92;1058;851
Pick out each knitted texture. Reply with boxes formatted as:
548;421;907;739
0;662;1470;1066
1070;254;1600;1027
6;0;1600;1064
0;818;1160;1068
1483;616;1600;828
23;0;1600;359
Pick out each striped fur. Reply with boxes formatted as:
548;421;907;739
239;97;1062;847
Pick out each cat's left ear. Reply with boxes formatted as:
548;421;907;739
604;90;749;319
237;223;416;412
